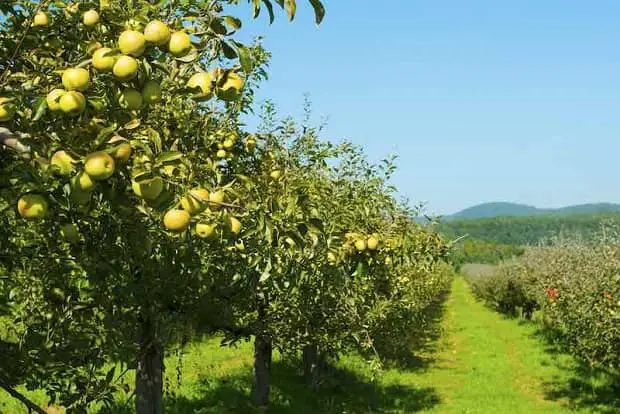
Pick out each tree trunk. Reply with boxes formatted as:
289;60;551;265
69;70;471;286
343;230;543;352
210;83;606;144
135;317;164;414
303;344;318;388
303;344;329;390
253;335;272;412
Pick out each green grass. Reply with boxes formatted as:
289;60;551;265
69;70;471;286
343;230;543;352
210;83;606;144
2;277;617;413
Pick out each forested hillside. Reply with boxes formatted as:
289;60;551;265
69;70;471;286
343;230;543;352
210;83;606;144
440;212;620;245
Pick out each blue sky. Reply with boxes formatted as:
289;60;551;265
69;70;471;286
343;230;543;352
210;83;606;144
233;0;620;216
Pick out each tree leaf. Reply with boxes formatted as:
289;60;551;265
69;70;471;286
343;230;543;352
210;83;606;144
156;151;183;163
308;0;325;24
32;98;47;121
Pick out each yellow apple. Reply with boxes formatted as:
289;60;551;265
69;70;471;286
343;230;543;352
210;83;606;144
59;91;86;115
144;20;170;45
60;223;80;243
0;97;15;122
132;176;163;200
50;150;76;175
111;143;132;162
327;252;337;264
269;170;282;180
46;89;66;112
119;30;146;57
168;31;191;56
226;216;242;235
163;209;190;232
216;71;245;101
246;137;256;151
118;88;143;110
208;190;225;210
141;80;162;104
84;151;115;180
216;149;227;159
33;11;49;27
62;68;90;91
82;9;99;26
71;172;95;192
355;239;367;252
367;236;379;250
92;48;116;72
17;194;49;220
186;72;214;100
195;223;217;239
180;188;210;214
222;139;234;150
113;55;139;80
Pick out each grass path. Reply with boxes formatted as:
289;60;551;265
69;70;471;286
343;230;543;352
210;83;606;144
1;276;608;413
388;276;579;413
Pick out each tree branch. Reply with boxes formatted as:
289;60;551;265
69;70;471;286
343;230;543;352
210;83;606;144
0;378;47;414
0;127;30;154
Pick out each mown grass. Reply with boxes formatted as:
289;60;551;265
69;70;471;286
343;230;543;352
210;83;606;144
2;276;617;413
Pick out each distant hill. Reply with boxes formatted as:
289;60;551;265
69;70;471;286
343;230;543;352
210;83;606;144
446;202;620;220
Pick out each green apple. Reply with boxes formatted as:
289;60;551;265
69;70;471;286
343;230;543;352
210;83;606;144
92;48;116;72
50;150;75;175
119;30;146;57
132;176;163;200
84;152;115;180
144;20;170;45
168;31;191;56
17;194;49;220
62;68;90;91
118;88;143;110
141;80;162;104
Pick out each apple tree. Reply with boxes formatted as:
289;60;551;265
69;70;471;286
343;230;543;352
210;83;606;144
0;0;325;412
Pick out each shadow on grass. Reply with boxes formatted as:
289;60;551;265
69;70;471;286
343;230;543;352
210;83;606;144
529;329;620;414
372;289;450;372
97;360;440;414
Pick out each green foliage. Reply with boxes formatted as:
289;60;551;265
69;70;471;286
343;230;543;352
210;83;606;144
441;212;620;246
448;238;524;270
467;230;620;370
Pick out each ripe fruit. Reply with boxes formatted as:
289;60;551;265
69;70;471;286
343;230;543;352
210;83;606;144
216;71;245;101
33;12;49;27
50;151;75;176
0;98;15;122
111;143;132;162
208;190;225;209
141;80;162;104
71;172;95;192
195;223;217;239
226;216;242;235
187;72;214;100
222;139;234;150
60;223;80;244
367;235;379;250
180;188;210;214
82;9;99;26
46;89;66;112
92;48;116;72
355;239;367;252
132;176;163;200
216;149;227;159
118;88;143;110
119;30;146;57
163;209;190;232
144;20;170;45
327;252;337;264
168;31;191;56
62;68;90;91
269;170;282;180
113;55;139;80
84;152;115;180
17;194;49;220
246;136;256;151
59;91;86;115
